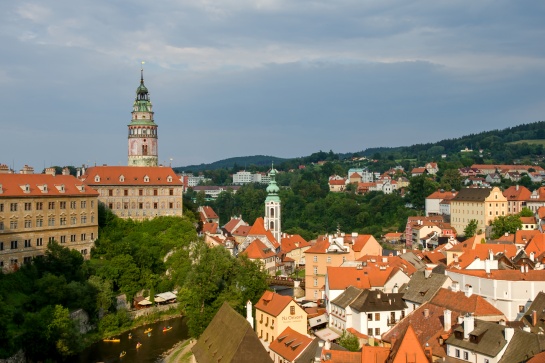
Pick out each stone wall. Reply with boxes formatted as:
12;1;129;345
129;303;179;319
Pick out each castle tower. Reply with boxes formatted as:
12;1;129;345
264;164;281;244
128;66;158;166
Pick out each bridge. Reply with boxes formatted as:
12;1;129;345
267;277;305;289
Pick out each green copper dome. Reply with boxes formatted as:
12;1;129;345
265;166;280;202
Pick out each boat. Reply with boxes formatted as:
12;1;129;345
136;342;142;349
103;338;121;343
144;328;152;334
119;351;126;358
162;326;172;332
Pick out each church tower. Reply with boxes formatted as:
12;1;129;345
128;67;158;166
264;165;281;244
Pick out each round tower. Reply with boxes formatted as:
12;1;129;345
128;66;158;166
264;164;281;244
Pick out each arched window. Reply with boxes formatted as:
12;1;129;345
270;221;274;230
270;208;274;217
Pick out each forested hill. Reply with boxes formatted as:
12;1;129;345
360;121;545;160
174;155;287;173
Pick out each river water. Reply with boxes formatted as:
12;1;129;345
77;316;189;363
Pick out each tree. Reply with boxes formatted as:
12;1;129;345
490;215;522;239
520;208;534;217
338;331;359;351
407;175;439;210
464;219;478;237
440;169;463;191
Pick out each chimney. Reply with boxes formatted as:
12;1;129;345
425;346;432;359
457;315;464;324
531;252;535;262
526;265;529;273
424;308;430;318
62;167;70;176
454;254;459;263
246;300;253;329
393;284;399;293
465;285;473;298
485;258;491;274
532;310;537;327
444;309;452;332
425;267;433;278
516;185;519;191
463;313;474;340
499;319;506;326
45;167;56;176
504;327;514;343
451;282;459;292
324;340;331;350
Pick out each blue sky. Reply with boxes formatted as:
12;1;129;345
1;0;544;170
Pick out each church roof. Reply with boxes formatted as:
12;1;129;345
80;166;183;186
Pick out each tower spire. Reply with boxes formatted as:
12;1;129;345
141;61;145;83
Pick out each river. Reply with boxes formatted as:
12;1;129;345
77;316;189;363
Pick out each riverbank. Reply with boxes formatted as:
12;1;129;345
162;339;195;363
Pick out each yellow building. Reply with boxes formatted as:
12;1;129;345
254;291;307;346
0;170;99;271
79;166;183;221
450;187;507;236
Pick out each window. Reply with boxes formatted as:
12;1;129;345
108;203;113;209
367;313;373;321
139;189;143;196
36;238;43;246
36;202;43;210
139;203;143;209
11;241;17;249
314;278;318;287
60;217;67;226
0;242;3;250
169;202;173;209
24;202;32;211
71;216;77;225
484;359;489;363
0;203;3;212
23;257;31;264
0;222;3;230
375;328;380;336
60;201;66;209
81;215;87;224
24;239;31;248
375;313;380;321
10;203;17;212
81;233;86;241
313;267;318;275
455;349;460;358
60;236;66;243
49;237;55;243
290;306;295;315
124;203;128;210
24;220;31;228
81;201;86;208
154;202;158;209
464;352;468;360
124;189;128;196
48;217;55;226
10;221;17;229
109;189;113;196
154;189;158;196
48;202;55;209
519;305;525;312
71;235;76;242
169;189;174;196
70;201;76;209
327;256;331;263
314;290;318;298
313;256;318;262
368;328;373;336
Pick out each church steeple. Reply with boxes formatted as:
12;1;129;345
264;163;281;244
128;64;159;166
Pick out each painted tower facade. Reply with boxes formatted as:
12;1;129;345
264;166;281;244
128;68;158;166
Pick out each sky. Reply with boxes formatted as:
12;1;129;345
1;1;545;170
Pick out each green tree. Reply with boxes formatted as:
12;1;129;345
48;305;83;357
407;175;439;210
520;208;534;217
338;331;359;351
490;215;522;239
464;219;478;237
440;169;463;191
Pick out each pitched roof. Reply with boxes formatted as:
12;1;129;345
329;179;347;185
0;173;99;197
232;225;252;237
361;346;389;363
202;222;218;234
427;189;457;200
321;349;361;363
520;292;545;333
81;166;183;186
357;255;417;276
350;235;378;252
223;218;245;233
201;205;218;219
330;286;365;308
327;267;371;290
192;302;272;363
269;327;314;362
350;290;406;313
503;185;532;201
306;238;331;254
248;217;279;248
402;270;449;305
389;325;431;363
451;188;492;202
255;291;294;317
446;319;508;357
449;268;545;281
240;239;276;260
281;234;311;254
430;288;505;318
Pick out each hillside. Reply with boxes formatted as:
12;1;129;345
174;155;288;173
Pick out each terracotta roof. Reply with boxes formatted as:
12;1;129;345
321;349;361;363
192;302;272;363
427;190;457;200
527;351;545;363
521;216;537;224
201;205;218;219
349;235;377;252
305;238;331;254
327;267;371;290
384;232;403;238
281;234;311;254
361;346;389;363
269;327;313;362
503;185;532;201
356;255;417;276
240;239;276;260
389;325;430;363
525;234;545;255
232;225;252;237
0;173;98;197
538;207;545;220
202;222;218;234
412;167;426;173
449;268;545;281
223;218;245;233
81;166;183;186
248;217;280;248
471;164;544;172
255;291;294;317
329;179;347;185
430;288;505;317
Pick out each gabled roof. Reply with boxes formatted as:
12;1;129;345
269;327;314;362
223;218;246;233
248;217;279;249
320;349;361;363
0;173;99;197
81;166;183;186
361;346;389;363
357;255;417;276
451;188;492;202
240;239;276;260
402;270;449;305
520;291;545;333
389;325;430;363
305;238;331;254
525;234;545;256
427;189;457;200
330;286;365;308
327;267;371;290
503;185;532;201
232;225;252;237
446;319;508;357
200;205;218;219
255;291;295;317
350;235;378;252
281;234;311;254
449;268;545;281
329;179;347;185
192;302;272;363
430;288;505;318
202;222;218;234
350;290;406;313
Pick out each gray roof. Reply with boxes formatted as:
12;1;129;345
350;290;406;312
451;188;492;202
446;319;507;357
399;251;427;270
295;339;320;363
192;302;272;363
402;270;449;305
330;286;365;309
521;291;545;334
498;330;545;363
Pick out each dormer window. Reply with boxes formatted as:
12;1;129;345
37;184;48;193
20;184;30;193
167;176;172;182
55;184;65;193
119;175;125;182
144;175;150;183
94;175;101;182
0;184;3;194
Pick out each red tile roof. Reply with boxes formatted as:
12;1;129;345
329;179;347;185
202;222;218;234
248;217;280;248
321;349;361;363
361;346;389;363
240;239;276;260
356;255;417;276
0;173;99;197
269;327;313;362
81;166;183;186
427;190;457;200
232;225;252;237
449;268;545;281
201;205;218;219
327;267;371;290
305;238;331;254
281;234;311;254
255;291;294;317
224;218;245;233
390;325;430;363
430;288;505;317
525;233;545;255
503;185;532;201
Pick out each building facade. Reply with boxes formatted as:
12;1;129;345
264;167;281;245
80;166;183;221
128;68;159;167
0;172;98;271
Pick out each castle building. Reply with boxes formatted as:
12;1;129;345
0;169;99;271
79;166;183;221
128;67;158;167
264;166;281;244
